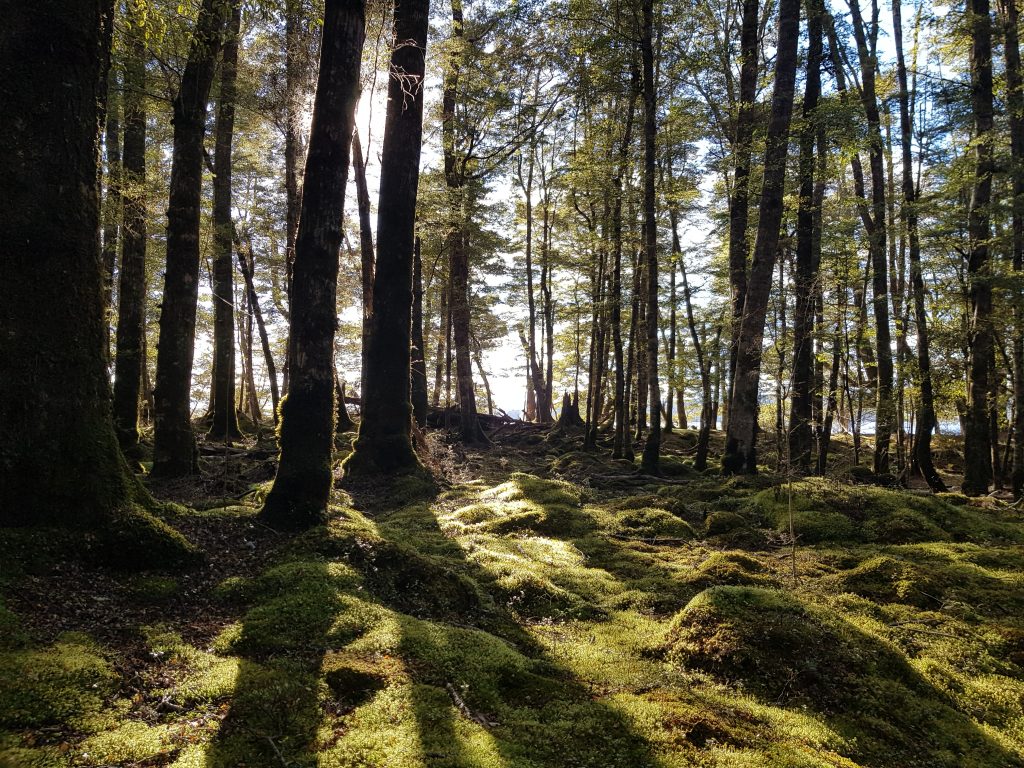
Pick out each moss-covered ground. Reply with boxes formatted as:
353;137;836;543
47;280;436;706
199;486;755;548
2;430;1023;767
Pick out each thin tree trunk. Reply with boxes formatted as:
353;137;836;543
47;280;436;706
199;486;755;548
411;236;430;427
788;0;823;473
102;74;121;357
963;0;995;495
236;233;279;418
353;127;375;394
894;0;944;490
209;2;242;441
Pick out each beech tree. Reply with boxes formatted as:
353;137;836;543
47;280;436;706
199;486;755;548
344;0;431;477
260;0;365;528
0;0;194;566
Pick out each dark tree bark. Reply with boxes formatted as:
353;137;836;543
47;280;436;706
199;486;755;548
726;0;761;420
0;0;195;567
236;233;280;418
411;235;430;427
722;0;800;474
152;0;228;476
639;0;662;474
345;0;430;477
102;74;121;354
260;0;365;528
962;0;995;495
208;1;242;441
1002;0;1024;497
353;127;375;393
113;18;148;453
848;0;895;476
787;0;823;473
894;0;945;490
612;83;639;459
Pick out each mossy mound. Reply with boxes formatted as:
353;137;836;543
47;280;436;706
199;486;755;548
665;586;1022;766
599;506;696;540
86;504;202;571
446;473;591;538
704;510;747;535
750;478;1024;545
0;634;117;729
822;555;944;608
683;552;780;591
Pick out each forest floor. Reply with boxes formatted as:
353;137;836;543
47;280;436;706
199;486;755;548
2;427;1024;768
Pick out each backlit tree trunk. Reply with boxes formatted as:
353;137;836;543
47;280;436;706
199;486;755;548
260;0;365;527
152;0;228;476
345;0;430;476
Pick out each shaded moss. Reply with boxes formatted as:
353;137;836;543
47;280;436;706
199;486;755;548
683;552;780;591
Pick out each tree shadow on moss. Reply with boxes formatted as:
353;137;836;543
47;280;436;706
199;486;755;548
340;482;668;768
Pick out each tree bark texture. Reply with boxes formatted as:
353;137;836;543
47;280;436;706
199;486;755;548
260;0;365;527
345;0;430;476
152;0;228;476
208;1;242;441
722;0;800;474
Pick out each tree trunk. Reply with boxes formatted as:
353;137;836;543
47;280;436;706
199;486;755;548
787;0;823;473
353;128;375;394
345;0;430;477
236;233;279;419
848;0;895;476
208;2;242;441
894;0;945;490
152;0;228;476
411;236;430;428
722;0;800;474
0;0;195;567
113;18;147;453
962;0;995;495
639;0;662;473
102;74;121;357
1003;0;1024;497
260;0;365;528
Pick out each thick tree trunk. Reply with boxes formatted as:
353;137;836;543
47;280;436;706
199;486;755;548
0;0;195;567
787;0;822;474
208;2;242;441
260;0;365;528
113;21;147;453
345;0;430;477
962;0;995;495
1003;0;1024;497
152;0;228;476
722;0;800;474
639;0;662;474
726;0;760;418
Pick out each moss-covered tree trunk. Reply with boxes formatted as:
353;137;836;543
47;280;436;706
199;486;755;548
152;0;228;476
963;0;996;495
722;0;800;474
0;0;195;568
113;17;148;453
344;0;430;476
260;0;365;528
208;1;242;441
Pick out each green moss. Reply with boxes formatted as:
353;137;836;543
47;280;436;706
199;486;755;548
600;507;696;540
787;510;858;543
665;586;1023;766
0;601;27;650
683;552;780;591
822;555;943;608
87;504;202;570
705;511;747;535
0;634;117;728
78;721;172;764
